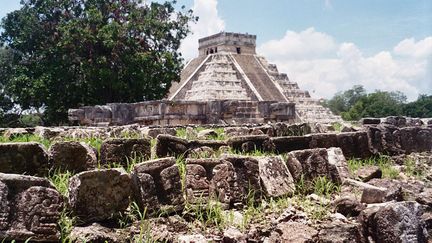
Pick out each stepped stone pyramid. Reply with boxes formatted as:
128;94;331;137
169;32;341;123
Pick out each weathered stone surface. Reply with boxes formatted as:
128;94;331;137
367;178;404;203
308;133;338;149
416;188;432;207
0;142;49;176
276;222;317;243
271;136;311;153
34;126;64;139
69;223;126;243
0;173;63;242
359;201;428;243
2;128;30;139
140;127;176;139
333;196;365;217
361;117;381;125
69;168;131;223
399;127;432;153
355;165;382;182
285;148;348;186
366;125;403;155
49;141;97;172
131;158;184;214
314;221;363;243
258;156;294;197
227;135;274;153
383;116;407;127
154;134;189;158
197;129;218;139
187;146;216;158
223;227;247;243
346;178;398;204
100;138;151;166
336;131;371;159
188;139;227;151
224;127;250;138
185;158;241;208
222;155;263;204
178;234;207;243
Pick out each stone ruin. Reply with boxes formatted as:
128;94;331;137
0;116;431;241
68;32;340;126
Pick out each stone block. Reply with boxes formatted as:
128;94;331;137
271;136;311;153
49;141;98;172
0;173;63;242
308;133;338;149
336;131;371;159
285;148;349;186
139;127;176;139
154;134;189;158
360;118;381;125
100;138;151;166
185;158;238;207
0;143;49;176
366;125;403;155
131;158;184;214
359;201;428;243
68;168;131;223
226;135;274;153
257;156;295;197
222;155;262;204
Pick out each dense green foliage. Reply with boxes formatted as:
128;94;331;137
324;85;431;120
0;0;196;124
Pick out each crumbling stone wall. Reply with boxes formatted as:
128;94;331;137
0;116;431;241
68;100;296;126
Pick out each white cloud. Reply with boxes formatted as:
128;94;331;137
179;0;225;60
259;28;336;59
258;28;432;101
394;37;432;58
324;0;333;10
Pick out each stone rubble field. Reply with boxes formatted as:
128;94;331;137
0;116;431;242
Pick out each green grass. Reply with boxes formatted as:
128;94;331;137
348;156;400;179
332;122;343;132
312;176;341;198
0;134;52;148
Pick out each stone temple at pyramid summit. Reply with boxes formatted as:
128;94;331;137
69;32;341;126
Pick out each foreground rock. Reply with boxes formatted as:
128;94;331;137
257;156;295;197
285;147;349;186
0;142;49;176
49;141;98;172
68;168;131;224
359;201;428;243
0;173;63;242
100;138;151;166
131;158;184;214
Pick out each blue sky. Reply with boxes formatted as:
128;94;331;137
1;0;431;100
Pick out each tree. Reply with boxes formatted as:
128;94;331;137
323;85;366;114
403;95;432;118
342;91;407;120
0;0;196;124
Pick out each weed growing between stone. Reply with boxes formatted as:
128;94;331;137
0;134;52;148
348;155;400;179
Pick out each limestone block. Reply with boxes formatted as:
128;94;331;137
222;155;262;204
0;173;63;242
49;141;98;172
336;131;371;159
140;127;176;139
285;148;349;186
0;143;49;176
271;136;311;153
154;134;189;158
131;158;184;214
257;156;295;197
308;133;338;149
68;169;131;223
100;138;151;166
227;135;274;153
185;158;238;207
360;201;428;243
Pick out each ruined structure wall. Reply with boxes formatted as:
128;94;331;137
198;32;256;56
68;100;296;126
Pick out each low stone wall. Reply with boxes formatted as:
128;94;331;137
68;100;296;126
